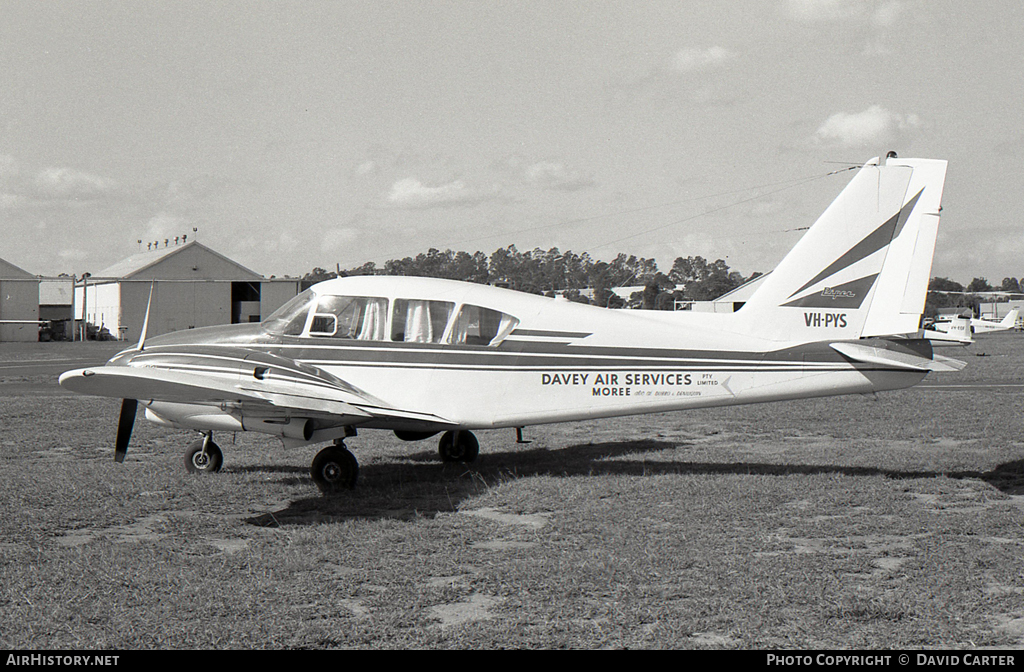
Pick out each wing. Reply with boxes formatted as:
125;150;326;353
58;345;453;428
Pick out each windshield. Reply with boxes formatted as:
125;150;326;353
262;289;316;335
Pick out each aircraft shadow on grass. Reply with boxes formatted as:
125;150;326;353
244;439;1024;526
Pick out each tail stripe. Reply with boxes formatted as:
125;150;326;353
782;273;878;309
787;188;923;300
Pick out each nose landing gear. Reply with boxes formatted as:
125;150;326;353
184;433;223;473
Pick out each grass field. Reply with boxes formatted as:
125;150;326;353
1;334;1022;649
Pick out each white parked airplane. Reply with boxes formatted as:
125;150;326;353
922;315;974;346
60;155;961;492
922;308;1019;346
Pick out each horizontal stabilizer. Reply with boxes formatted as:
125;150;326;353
830;341;965;372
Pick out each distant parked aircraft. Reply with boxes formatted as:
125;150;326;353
923;308;1019;346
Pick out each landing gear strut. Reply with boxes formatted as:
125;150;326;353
438;430;479;463
184;433;223;473
311;440;359;493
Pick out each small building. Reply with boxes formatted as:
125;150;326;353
39;276;75;340
684;273;767;312
0;257;40;342
979;300;1024;320
76;241;300;341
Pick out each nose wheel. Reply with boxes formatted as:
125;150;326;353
311;441;359;493
184;434;223;473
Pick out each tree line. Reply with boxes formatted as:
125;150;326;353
926;276;1023;317
302;247;1020;315
302;245;758;310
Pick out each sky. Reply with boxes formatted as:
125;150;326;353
1;0;1022;285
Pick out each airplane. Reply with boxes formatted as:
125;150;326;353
921;308;1020;346
59;154;962;493
972;309;1021;333
921;315;974;346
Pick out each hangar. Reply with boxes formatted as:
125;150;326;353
0;257;40;342
76;240;300;341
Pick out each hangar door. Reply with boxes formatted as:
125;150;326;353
232;281;262;323
157;282;231;334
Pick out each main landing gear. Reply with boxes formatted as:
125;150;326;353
308;430;479;493
180;427;481;494
311;439;359;493
438;430;479;463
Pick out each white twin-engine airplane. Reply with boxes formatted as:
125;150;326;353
60;155;962;492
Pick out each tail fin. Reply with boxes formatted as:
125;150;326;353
737;155;947;342
998;309;1020;329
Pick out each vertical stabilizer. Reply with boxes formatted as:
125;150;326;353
736;155;947;342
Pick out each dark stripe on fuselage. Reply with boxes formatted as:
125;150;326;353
133;330;933;377
134;338;885;376
509;328;593;339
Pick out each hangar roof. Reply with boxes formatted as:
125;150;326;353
94;241;263;282
0;257;34;280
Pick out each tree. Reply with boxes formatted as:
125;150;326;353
1000;277;1021;293
966;277;993;293
670;256;747;301
301;266;337;290
339;261;378;277
928;277;964;292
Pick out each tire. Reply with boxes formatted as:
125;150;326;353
438;431;479;463
184;438;223;473
311;445;359;492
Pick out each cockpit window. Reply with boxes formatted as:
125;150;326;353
447;304;519;346
262;289;316;336
391;299;454;343
309;296;388;340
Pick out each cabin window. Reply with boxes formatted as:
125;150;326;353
391;299;454;343
447;304;519;346
263;289;317;336
309;295;389;340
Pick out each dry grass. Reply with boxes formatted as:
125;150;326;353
1;335;1022;649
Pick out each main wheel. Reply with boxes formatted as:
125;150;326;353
311;445;359;492
184;438;223;473
438;430;479;463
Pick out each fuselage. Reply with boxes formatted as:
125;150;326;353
117;275;929;435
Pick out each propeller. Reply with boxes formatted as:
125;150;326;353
115;398;138;463
113;283;150;463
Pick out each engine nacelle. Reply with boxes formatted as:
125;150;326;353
144;402;313;440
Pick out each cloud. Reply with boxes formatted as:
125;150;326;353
320;226;360;254
0;159;121;208
354;160;377;177
811;105;922;148
786;0;912;27
491;155;596;192
0;154;17;180
786;0;866;22
385;177;493;209
669;46;738;74
32;167;118;200
58;248;90;262
523;161;595;191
